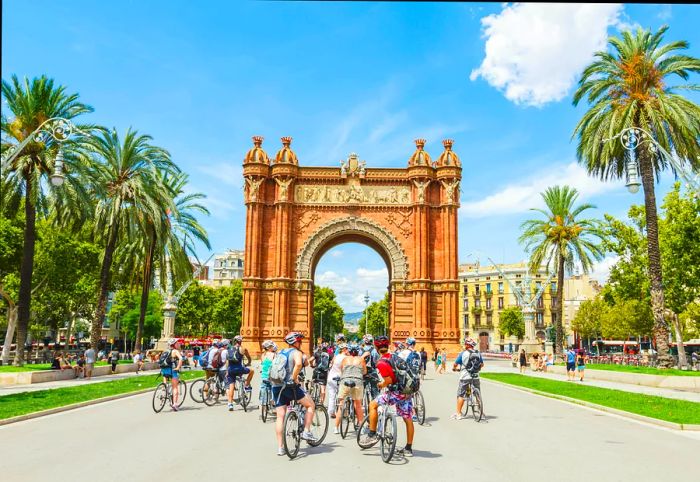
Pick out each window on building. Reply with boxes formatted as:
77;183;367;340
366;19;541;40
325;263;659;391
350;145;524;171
537;313;543;324
516;274;522;278
498;297;504;309
486;298;492;309
486;283;491;293
475;315;481;326
486;314;492;325
551;281;557;292
463;285;468;295
463;299;468;310
475;299;481;308
463;314;469;327
552;313;557;324
551;297;558;308
498;282;504;294
475;284;480;294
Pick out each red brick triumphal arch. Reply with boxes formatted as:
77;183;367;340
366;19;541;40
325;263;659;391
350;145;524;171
240;136;462;355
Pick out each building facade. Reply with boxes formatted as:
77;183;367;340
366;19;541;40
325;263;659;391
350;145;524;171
458;262;599;352
212;250;244;287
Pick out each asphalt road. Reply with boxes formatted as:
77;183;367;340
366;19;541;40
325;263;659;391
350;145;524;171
1;361;698;482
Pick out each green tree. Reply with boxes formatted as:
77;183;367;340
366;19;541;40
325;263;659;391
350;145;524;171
86;128;178;351
359;293;389;338
211;281;243;338
175;281;216;336
572;26;700;367
313;286;344;342
498;306;525;340
519;185;606;355
572;298;606;341
1;75;93;365
600;298;653;340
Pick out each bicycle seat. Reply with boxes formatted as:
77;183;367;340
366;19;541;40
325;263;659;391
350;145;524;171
343;380;356;388
332;376;341;382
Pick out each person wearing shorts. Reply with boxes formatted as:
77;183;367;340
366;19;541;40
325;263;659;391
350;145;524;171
225;335;254;411
333;344;366;434
566;347;577;381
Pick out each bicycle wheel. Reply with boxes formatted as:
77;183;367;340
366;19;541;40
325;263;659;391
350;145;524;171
356;415;379;449
241;381;251;411
283;409;301;459
472;388;483;422
380;412;397;463
261;388;270;422
190;379;206;404
414;391;426;425
362;389;371;416
152;383;168;413
203;378;220;406
308;404;328;447
340;399;351;439
175;379;187;408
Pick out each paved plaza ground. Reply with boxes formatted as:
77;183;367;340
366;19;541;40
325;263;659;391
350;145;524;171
1;360;698;481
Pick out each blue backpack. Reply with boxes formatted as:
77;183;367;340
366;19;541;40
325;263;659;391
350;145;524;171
199;349;209;369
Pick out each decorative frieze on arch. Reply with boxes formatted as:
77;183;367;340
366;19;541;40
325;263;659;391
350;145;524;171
295;216;409;283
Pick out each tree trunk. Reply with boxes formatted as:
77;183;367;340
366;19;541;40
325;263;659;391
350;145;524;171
555;254;566;357
638;147;673;368
64;314;75;354
14;175;37;366
669;311;688;368
91;222;119;351
136;233;157;351
1;300;18;365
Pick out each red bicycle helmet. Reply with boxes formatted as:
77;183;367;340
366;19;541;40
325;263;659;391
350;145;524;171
374;336;390;349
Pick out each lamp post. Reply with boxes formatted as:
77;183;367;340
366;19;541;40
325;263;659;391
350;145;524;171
1;117;85;187
364;291;370;336
319;310;324;343
604;127;700;194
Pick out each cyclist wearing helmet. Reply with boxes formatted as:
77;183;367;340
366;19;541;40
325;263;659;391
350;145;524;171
361;334;381;399
225;335;254;411
334;333;346;356
400;337;422;371
309;343;331;404
451;338;484;420
161;339;184;411
365;336;415;456
272;332;317;455
334;343;367;434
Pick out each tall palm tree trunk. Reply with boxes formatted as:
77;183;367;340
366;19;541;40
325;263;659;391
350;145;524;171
135;233;156;351
1;288;17;365
638;148;672;368
91;223;119;351
555;254;566;357
14;175;37;366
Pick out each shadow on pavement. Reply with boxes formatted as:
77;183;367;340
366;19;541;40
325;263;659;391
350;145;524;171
410;449;442;459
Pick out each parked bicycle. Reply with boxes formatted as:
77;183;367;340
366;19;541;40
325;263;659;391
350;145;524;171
357;402;398;463
412;389;426;425
459;375;483;422
202;374;226;406
282;383;329;459
260;381;275;423
152;374;187;413
231;375;251;412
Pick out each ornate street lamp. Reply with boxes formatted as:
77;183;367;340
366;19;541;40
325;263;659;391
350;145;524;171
364;291;370;336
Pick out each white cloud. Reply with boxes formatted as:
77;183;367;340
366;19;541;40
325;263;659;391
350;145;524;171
330;250;344;258
590;256;619;284
316;268;389;312
470;4;624;107
460;161;620;218
197;161;243;188
657;5;672;21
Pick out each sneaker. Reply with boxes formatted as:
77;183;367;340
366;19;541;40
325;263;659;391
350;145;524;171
334;427;340;434
449;413;461;420
228;403;234;411
300;431;317;443
403;446;413;457
277;447;285;456
171;404;179;412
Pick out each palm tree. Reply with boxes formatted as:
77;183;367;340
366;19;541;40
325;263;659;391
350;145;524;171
1;75;93;365
133;171;210;351
85;128;178;351
519;185;606;356
572;26;700;367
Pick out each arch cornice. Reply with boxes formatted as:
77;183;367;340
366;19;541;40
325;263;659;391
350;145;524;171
295;216;409;283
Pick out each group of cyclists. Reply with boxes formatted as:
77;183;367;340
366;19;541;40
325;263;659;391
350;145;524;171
158;330;485;460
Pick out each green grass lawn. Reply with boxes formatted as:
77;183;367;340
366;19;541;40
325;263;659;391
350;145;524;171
0;370;203;420
586;363;700;377
0;360;133;372
482;372;700;425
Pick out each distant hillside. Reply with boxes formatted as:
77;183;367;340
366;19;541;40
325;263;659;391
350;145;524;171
343;312;363;325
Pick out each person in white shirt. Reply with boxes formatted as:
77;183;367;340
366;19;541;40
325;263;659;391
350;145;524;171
326;343;348;418
84;345;96;379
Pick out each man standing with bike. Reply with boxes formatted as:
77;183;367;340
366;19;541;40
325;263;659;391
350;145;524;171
271;332;317;456
365;336;415;457
160;338;184;411
225;335;255;411
451;338;484;420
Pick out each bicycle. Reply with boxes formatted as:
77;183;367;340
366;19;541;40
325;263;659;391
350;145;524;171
231;374;252;412
260;381;275;423
203;373;227;406
189;370;211;403
357;400;398;463
459;375;483;422
282;383;329;459
362;371;380;416
412;389;426;425
336;378;361;439
152;373;188;413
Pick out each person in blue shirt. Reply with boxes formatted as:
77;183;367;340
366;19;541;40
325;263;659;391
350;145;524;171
566;346;577;381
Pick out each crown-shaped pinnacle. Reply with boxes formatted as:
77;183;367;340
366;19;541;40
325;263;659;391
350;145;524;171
415;139;426;149
281;136;292;146
442;139;454;150
252;135;264;146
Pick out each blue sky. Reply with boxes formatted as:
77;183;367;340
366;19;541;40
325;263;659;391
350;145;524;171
3;2;698;312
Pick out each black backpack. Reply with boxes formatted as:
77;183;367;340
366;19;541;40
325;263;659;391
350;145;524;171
386;354;420;395
316;351;329;372
464;351;482;374
158;350;172;369
227;346;242;364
